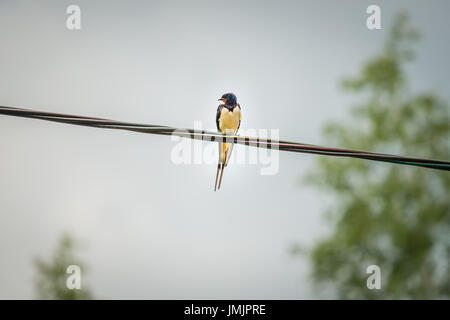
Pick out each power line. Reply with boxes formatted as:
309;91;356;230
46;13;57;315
1;105;449;171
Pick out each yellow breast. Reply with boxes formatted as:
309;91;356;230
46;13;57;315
219;107;241;134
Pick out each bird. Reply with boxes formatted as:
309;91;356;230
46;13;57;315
214;92;242;191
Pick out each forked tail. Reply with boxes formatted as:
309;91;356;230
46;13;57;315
214;142;233;191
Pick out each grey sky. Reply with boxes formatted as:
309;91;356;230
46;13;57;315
0;0;449;299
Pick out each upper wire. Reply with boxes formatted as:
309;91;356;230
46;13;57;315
0;105;449;171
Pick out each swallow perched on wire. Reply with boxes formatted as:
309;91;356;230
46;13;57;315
214;93;242;191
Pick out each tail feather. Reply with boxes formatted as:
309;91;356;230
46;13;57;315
224;143;234;167
220;142;234;166
217;164;225;190
214;163;221;192
214;141;233;191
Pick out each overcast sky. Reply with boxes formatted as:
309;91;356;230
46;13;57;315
0;0;449;299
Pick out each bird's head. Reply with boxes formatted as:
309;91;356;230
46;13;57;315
218;93;237;106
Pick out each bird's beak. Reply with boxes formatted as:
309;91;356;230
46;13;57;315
218;97;226;103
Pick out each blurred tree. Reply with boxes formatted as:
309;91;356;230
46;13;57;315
304;14;450;299
34;233;94;299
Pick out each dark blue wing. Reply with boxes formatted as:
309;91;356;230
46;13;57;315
216;105;223;132
236;103;241;132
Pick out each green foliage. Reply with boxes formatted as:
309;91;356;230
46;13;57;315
306;14;450;299
34;234;94;300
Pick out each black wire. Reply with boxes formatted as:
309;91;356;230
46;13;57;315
1;105;449;171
